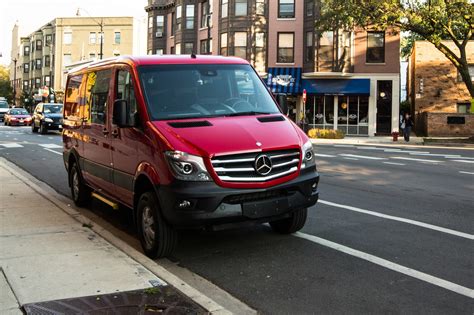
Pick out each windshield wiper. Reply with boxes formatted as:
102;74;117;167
225;111;273;117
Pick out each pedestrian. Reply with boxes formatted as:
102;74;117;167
402;113;413;142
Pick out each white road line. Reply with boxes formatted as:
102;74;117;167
459;171;474;175
383;149;402;152
383;162;406;166
446;156;474;160
43;148;62;155
410;153;461;158
339;154;387;160
39;144;62;149
293;232;474;299
451;160;474;164
314;153;337;158
356;146;381;150
0;143;23;148
391;156;443;163
344;157;359;160
334;145;355;148
319;199;474;240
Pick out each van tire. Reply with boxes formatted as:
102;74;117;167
137;192;177;258
39;123;47;134
269;208;307;234
69;162;91;207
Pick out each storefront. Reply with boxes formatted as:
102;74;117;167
265;68;302;122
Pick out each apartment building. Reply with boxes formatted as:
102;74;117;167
407;40;474;136
145;0;400;136
10;17;133;105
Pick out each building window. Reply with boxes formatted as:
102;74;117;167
114;32;121;44
186;5;195;29
220;33;228;55
23;80;29;89
306;1;313;16
23;46;30;56
148;16;153;34
156;49;163;55
235;0;247;16
278;0;295;18
277;32;294;63
45;55;51;67
99;32;104;45
221;0;228;18
176;43;181;54
45;34;52;46
184;42;194;54
256;0;265;15
254;32;266;73
457;102;471;113
89;32;96;44
305;31;313;63
35;78;41;88
176;5;182;31
171;12;175;36
170;46;175;54
36;40;42;50
156;16;164;37
318;31;334;71
234;32;247;59
201;1;211;28
367;31;385;63
63;31;72;45
36;59;42;70
63;54;72;66
23;63;29;73
44;75;51;86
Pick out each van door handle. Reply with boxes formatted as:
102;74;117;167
111;129;119;138
102;128;109;136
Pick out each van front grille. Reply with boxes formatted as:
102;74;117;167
211;149;300;182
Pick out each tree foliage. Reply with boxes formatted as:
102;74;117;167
316;0;474;99
0;65;13;103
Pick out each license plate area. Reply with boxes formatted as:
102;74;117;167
242;197;289;219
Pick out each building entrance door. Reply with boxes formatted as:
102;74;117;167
376;80;392;135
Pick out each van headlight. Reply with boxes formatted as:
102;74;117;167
45;118;53;123
301;140;316;169
165;151;212;181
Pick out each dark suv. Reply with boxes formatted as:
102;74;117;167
32;103;64;134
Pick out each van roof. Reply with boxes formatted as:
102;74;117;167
68;55;249;74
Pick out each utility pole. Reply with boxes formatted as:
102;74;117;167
76;8;104;60
12;58;17;106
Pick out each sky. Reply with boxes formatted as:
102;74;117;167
0;0;148;66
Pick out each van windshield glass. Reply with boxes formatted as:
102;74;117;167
43;104;63;114
138;64;280;120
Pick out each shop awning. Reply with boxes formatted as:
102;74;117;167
266;68;302;94
302;79;370;95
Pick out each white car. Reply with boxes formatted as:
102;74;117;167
0;99;9;122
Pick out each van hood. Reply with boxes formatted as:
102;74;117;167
152;115;305;157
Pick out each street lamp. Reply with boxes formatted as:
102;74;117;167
76;8;104;60
12;58;17;106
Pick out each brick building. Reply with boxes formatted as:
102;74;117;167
407;40;474;136
10;17;133;106
145;0;401;136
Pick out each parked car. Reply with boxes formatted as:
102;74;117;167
63;55;319;258
31;103;63;134
0;99;9;121
4;108;32;126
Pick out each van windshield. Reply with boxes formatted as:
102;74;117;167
138;64;280;120
43;104;63;114
0;101;8;109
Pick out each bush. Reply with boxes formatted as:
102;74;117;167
307;128;345;139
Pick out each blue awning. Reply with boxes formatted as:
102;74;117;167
266;68;302;94
302;79;370;95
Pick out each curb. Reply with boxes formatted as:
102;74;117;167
0;157;254;314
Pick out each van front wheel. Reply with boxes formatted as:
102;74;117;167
137;192;177;259
269;208;308;234
69;162;91;206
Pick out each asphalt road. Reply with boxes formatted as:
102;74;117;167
1;125;473;314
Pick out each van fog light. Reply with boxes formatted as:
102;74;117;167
177;200;192;209
311;182;317;192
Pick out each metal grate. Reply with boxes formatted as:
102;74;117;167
211;149;300;182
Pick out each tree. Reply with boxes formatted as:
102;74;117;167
316;0;474;103
0;65;13;103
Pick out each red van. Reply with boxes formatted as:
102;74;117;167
63;55;319;258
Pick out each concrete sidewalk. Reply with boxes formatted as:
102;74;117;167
0;159;228;314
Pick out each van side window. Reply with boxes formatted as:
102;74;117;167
64;74;87;121
86;69;111;124
116;70;137;115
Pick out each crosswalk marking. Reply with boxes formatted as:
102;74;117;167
0;143;23;148
452;160;474;164
38;144;62;149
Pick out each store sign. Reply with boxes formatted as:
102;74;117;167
272;74;295;87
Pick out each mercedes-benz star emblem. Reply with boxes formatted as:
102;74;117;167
255;155;272;176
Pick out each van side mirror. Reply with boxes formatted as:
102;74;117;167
113;99;136;127
276;94;289;115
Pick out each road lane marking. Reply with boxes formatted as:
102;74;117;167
459;171;474;175
293;232;474;299
314;153;337;158
339;154;387;160
383;149;402;152
451;160;474;164
446;156;474;160
43;148;62;156
344;157;359;160
391;157;443;163
383;162;406;166
319;199;474;240
410;153;461;158
39;144;62;149
334;145;355;148
0;143;23;148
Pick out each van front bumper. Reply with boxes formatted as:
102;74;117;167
157;167;319;229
